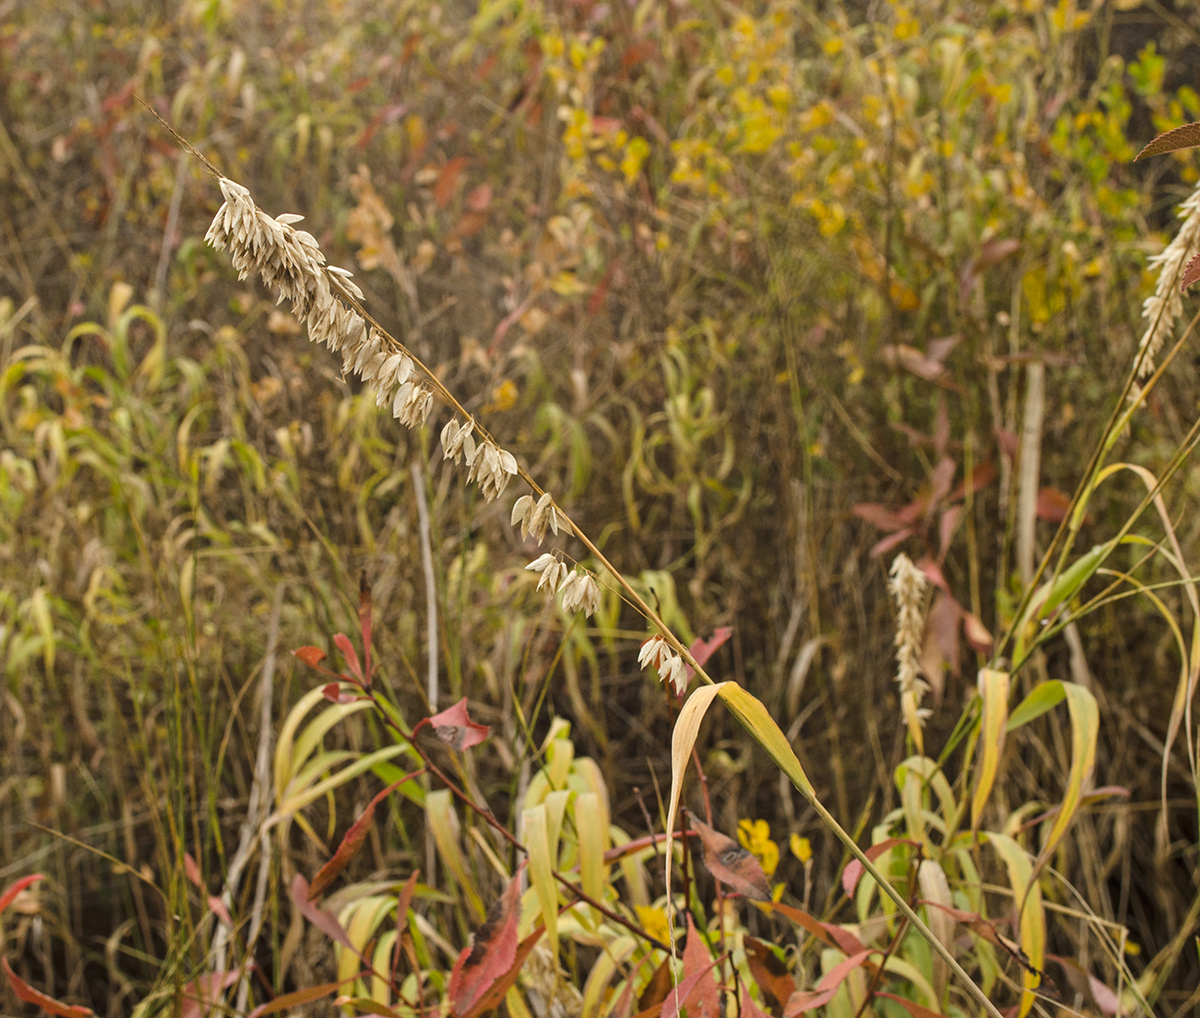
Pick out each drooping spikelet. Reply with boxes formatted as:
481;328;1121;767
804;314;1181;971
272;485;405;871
1135;177;1200;379
888;553;930;755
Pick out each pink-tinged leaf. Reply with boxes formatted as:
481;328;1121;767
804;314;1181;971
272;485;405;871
359;575;373;687
1135;120;1200;160
917;559;950;593
842;839;917;896
180;971;240;1018
391;870;421;973
248;981;348;1018
207;895;233;927
426;698;490;751
996;428;1019;460
852;503;909;532
294;646;327;668
783;950;873;1015
183;853;204;890
873;992;945;1018
929;456;956;507
685;627;733;679
0;874;43;915
333;634;363;684
290;874;357;953
959;238;1021;303
963;612;994;654
766;901;867;956
739;987;774;1018
662;914;721;1018
745;937;796;1013
921;592;962;700
869;528;916;558
465;184;493;212
933;402;950;457
1182;252;1200;292
927;334;962;364
3;959;94;1018
949;459;997;501
938;505;962;562
1045;956;1120;1016
686;810;771;901
448;870;523;1016
1036;487;1072;523
309;772;425;901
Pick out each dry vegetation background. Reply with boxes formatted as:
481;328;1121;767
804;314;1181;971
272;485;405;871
4;0;1200;1015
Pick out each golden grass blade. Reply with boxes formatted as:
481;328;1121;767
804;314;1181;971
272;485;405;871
986;833;1045;1018
1031;682;1098;885
427;789;485;921
523;802;559;959
971;669;1010;830
574;792;607;903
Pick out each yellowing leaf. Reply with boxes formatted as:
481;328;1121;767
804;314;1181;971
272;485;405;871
971;669;1010;829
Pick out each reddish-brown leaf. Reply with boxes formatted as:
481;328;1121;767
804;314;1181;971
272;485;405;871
321;682;360;704
390;870;421;975
842;838;917;896
434;156;470;209
949;459;997;501
1036;487;1072;523
662;915;721;1018
869;528;916;558
740;989;774;1018
293;646;327;668
334;633;363;685
458;928;543;1018
0;874;43;915
637;955;673;1012
686;810;770;901
3;959;94;1018
745;937;796;1014
290;874;357;953
765;901;867;956
1135;120;1200;160
1183;252;1200;292
447;869;523;1016
248;982;343;1018
308;778;401;900
427;698;490;751
963;612;993;654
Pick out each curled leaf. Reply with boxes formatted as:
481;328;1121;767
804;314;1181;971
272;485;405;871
426;698;490;750
686;810;771;901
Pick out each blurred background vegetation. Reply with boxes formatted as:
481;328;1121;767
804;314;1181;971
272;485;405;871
4;0;1200;1014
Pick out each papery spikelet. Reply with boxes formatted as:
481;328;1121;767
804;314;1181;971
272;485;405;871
888;553;930;754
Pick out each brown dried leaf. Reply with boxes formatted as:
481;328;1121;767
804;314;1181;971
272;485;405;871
1135;120;1200;160
745;937;796;1014
448;870;523;1016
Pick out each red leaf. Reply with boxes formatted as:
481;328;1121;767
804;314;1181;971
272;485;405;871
684;627;733;680
949;459;996;501
293;646;327;668
0;874;43;915
1135;120;1200;160
842;838;916;896
938;505;962;562
917;558;949;593
434;156;470;209
207;895;233;927
1036;487;1072;523
745;937;796;1013
308;772;424;900
448;869;523;1016
333;634;363;684
1183;252;1200;292
359;575;373;687
322;682;360;704
766;901;867;956
662;915;721;1018
290;874;357;953
929;456;956;506
3;959;94;1018
457;928;543;1018
686;810;771;901
427;698;490;751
